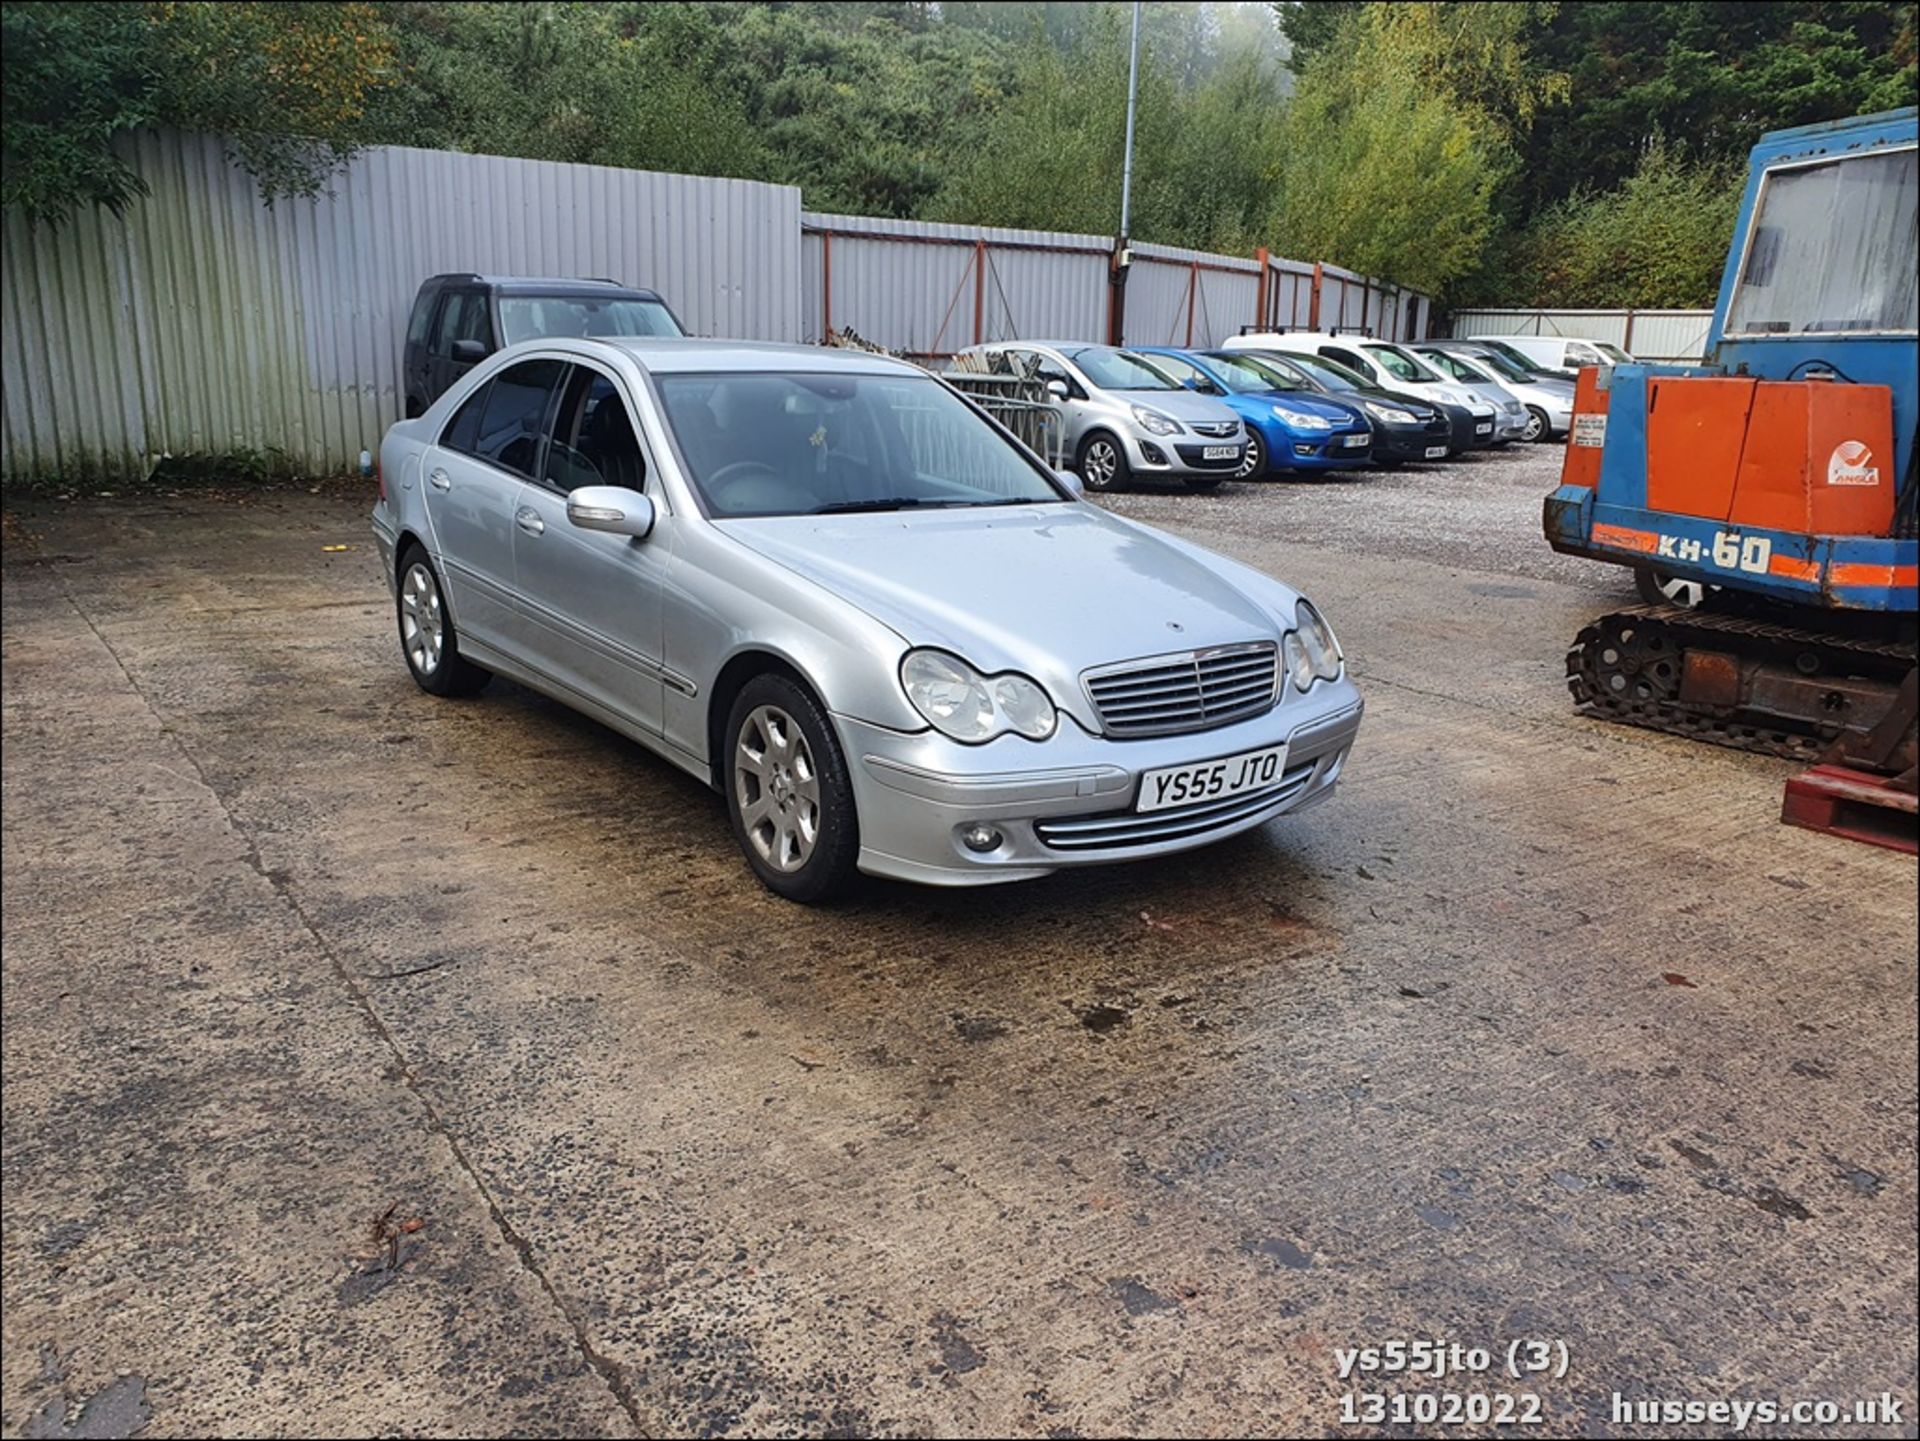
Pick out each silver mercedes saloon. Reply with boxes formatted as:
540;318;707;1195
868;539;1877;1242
370;338;1363;902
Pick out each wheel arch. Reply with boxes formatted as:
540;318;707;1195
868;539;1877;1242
705;648;830;791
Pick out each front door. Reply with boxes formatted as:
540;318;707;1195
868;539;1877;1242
421;357;566;659
509;363;669;733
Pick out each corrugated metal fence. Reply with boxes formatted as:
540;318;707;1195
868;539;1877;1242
1447;308;1713;364
2;128;1431;481
2;130;802;481
803;210;1431;358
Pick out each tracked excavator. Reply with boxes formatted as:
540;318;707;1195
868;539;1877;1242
1545;107;1919;835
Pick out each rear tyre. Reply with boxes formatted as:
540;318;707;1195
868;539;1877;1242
1076;432;1130;493
396;545;491;697
725;674;860;904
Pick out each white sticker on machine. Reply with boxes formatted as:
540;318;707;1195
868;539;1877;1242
1572;413;1607;447
1827;439;1880;486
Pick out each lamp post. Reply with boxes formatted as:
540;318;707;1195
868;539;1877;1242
1109;0;1141;345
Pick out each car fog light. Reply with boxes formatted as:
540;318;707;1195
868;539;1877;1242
1139;441;1167;465
962;824;1003;853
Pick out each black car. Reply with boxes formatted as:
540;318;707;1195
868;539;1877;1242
1220;350;1455;465
402;274;684;415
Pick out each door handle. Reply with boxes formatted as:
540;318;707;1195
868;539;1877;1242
515;506;545;536
428;468;452;491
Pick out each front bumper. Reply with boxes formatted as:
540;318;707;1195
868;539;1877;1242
838;680;1364;886
1122;428;1245;478
1373;420;1454;461
1266;424;1373;470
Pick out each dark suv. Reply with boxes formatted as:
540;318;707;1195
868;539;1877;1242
401;274;684;415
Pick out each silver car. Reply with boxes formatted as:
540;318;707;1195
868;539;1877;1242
951;342;1247;492
1417;341;1575;442
370;339;1362;902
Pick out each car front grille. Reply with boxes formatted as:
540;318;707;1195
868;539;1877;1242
1036;761;1316;850
1083;642;1279;738
1188;420;1240;438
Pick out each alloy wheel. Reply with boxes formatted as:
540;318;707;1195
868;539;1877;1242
1523;407;1547;442
733;704;822;873
1236;434;1263;480
400;562;445;676
1081;438;1119;490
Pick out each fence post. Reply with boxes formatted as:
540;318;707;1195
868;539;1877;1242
1184;262;1198;346
1309;262;1323;330
1254;247;1269;330
972;239;986;346
1623;309;1637;354
821;230;833;338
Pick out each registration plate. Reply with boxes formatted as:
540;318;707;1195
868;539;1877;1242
1474;421;1493;435
1138;743;1288;813
1202;444;1238;460
1341;432;1369;448
1424;444;1448;458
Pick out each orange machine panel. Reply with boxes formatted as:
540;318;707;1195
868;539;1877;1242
1557;367;1610;489
1645;376;1756;519
1731;381;1896;537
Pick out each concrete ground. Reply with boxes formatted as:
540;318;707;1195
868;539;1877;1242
3;445;1914;1439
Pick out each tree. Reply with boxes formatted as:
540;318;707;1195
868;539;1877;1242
1269;7;1499;293
0;1;400;226
1507;140;1744;307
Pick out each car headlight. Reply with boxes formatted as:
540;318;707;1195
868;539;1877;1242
1271;404;1332;430
1281;600;1343;693
1130;405;1182;436
1366;402;1416;424
901;649;1057;742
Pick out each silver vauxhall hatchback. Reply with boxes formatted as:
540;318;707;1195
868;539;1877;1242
371;339;1361;902
952;341;1247;492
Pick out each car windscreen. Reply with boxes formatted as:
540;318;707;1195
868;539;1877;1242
1365;344;1444;382
655;372;1067;518
1462;348;1537;384
1202;352;1312;394
1423;350;1493;383
497;296;684;345
1064;347;1179;391
1283;352;1371;391
1596;342;1634;362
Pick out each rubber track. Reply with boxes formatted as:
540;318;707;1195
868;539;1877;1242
1567;603;1917;761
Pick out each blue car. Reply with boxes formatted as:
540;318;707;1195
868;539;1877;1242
1136;347;1374;479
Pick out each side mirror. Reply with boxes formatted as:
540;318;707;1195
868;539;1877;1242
450;338;488;365
1045;378;1070;402
1055;467;1085;498
567;485;655;539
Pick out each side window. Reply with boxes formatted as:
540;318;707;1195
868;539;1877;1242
468;359;566;478
406;288;437;348
432;291;492;354
442;382;488;451
1322;345;1368;376
544;366;646;495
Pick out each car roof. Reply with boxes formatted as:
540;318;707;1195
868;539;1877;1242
576;337;926;377
427;274;666;301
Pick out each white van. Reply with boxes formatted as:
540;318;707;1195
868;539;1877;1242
1224;332;1503;447
1468;335;1634;376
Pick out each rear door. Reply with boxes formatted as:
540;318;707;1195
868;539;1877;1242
509;362;669;731
421;358;567;660
402;283;440;416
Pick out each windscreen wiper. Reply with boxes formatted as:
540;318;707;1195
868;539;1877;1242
811;497;939;514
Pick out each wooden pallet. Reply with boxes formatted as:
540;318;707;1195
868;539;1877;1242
1781;765;1919;855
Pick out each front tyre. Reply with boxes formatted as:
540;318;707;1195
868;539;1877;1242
726;674;860;903
396;545;491;697
1235;433;1265;480
1522;406;1549;443
1076;432;1130;493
